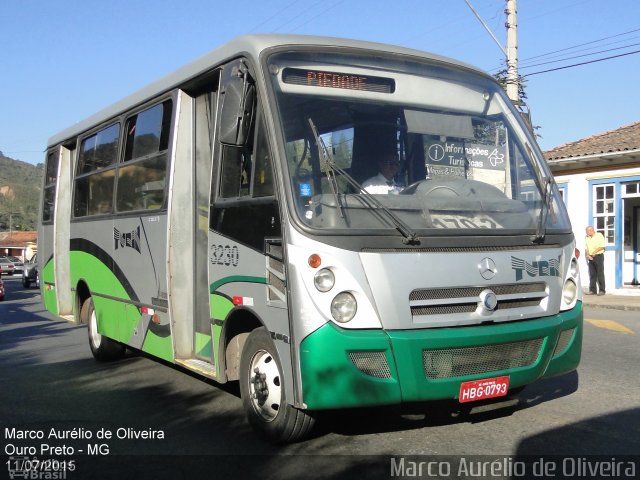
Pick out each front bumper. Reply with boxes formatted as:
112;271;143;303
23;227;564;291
299;302;582;409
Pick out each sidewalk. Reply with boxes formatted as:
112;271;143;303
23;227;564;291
582;289;640;311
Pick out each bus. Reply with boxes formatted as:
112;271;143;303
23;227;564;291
38;34;582;443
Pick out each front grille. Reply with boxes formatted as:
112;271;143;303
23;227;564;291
496;299;543;309
553;328;576;357
410;282;547;318
410;283;545;301
412;304;477;316
422;338;544;379
362;244;560;254
348;351;391;379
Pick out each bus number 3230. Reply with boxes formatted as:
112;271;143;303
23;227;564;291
210;245;240;267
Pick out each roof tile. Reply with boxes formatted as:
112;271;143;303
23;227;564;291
544;121;640;160
0;231;37;246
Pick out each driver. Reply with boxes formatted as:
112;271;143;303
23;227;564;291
362;153;401;194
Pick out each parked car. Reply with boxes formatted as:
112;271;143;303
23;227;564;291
7;255;24;274
0;277;5;301
0;256;15;276
22;254;39;288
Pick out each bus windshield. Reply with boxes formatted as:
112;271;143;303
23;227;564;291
267;50;570;237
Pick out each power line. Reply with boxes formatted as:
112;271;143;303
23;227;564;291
490;27;640;73
523;0;596;23
521;26;640;62
522;48;640;77
289;0;346;33
248;0;303;33
519;41;640;70
518;35;640;67
401;0;503;48
271;0;325;33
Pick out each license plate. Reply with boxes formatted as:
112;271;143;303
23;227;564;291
431;214;501;230
459;376;509;403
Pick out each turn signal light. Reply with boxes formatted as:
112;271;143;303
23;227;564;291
308;254;322;268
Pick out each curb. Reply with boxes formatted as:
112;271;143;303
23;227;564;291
582;300;640;312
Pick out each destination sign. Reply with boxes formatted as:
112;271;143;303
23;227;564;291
282;67;395;93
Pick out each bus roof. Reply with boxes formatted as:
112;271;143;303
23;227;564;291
47;34;489;148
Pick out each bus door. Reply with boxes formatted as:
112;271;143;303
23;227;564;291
206;61;287;381
39;149;61;314
193;84;218;363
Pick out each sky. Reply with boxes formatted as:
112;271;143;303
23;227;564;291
2;0;639;166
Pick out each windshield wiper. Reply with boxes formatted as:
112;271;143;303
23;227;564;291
532;177;551;243
307;118;347;221
526;142;555;244
307;118;420;245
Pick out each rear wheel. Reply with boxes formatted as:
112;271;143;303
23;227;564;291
84;298;126;361
239;327;315;443
22;278;30;288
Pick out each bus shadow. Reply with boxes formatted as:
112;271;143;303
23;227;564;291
514;407;640;456
0;276;41;302
320;371;579;437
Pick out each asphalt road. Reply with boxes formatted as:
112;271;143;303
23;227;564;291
1;275;639;479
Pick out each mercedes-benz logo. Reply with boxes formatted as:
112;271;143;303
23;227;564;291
478;257;498;280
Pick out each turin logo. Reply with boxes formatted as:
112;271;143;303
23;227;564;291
511;255;560;281
114;226;141;254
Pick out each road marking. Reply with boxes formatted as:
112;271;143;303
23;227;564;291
585;319;635;335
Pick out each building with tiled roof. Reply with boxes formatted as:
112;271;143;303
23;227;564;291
545;121;640;173
544;122;640;291
0;230;37;260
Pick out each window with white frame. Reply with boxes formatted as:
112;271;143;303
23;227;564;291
623;181;640;197
593;184;615;244
557;184;568;205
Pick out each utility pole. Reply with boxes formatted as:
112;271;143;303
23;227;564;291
9;212;19;237
505;0;519;103
464;0;520;103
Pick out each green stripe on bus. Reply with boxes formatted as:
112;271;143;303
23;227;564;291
42;258;58;315
209;275;268;293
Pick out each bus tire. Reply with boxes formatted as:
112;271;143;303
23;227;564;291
84;298;126;362
239;327;315;443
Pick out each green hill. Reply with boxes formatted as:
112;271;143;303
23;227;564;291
0;152;43;231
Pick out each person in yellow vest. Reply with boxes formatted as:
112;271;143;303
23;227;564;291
585;225;606;295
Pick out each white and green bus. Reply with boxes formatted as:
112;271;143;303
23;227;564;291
39;34;582;442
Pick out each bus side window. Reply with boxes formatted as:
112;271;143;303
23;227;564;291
253;118;274;197
212;111;279;251
219;146;251;199
42;150;59;223
73;123;120;218
217;112;272;199
116;100;172;212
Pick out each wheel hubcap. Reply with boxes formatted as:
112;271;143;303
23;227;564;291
89;310;102;349
248;349;281;421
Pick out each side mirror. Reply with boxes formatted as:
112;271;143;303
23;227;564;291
220;72;256;146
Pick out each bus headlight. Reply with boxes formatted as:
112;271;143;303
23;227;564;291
562;278;577;307
331;292;357;323
570;258;579;278
314;268;335;292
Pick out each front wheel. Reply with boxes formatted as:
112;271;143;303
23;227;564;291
83;298;126;362
239;327;315;443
